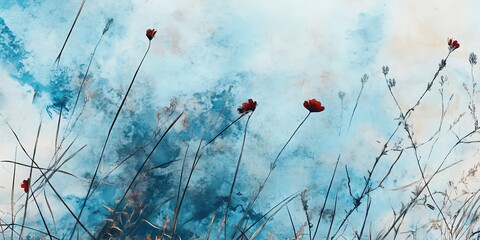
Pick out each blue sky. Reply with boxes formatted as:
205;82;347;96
0;0;480;239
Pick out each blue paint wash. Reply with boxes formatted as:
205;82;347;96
0;1;440;238
347;10;386;69
0;17;79;116
0;18;46;94
0;0;31;9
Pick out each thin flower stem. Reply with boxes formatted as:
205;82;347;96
312;154;340;240
347;79;366;133
358;196;371;240
333;50;455;237
237;192;301;239
381;129;477;238
172;145;190;239
19;122;41;239
96;113;182;238
1;118;93;238
31;193;53;240
28;147;94;238
71;40;152;239
325;195;337;240
203;114;245;149
469;63;478;127
10;146;17;240
232;112;311;238
63;19;112;141
172;138;203;239
338;95;344;136
109;112;183;223
384;63;450;236
224;112;253;240
101;124;166;182
0;113;33;161
33;143;85;194
369;150;403;193
404;52;451;120
331;124;400;239
286;205;297;240
43;190;57;234
0;220;4;240
0;222;61;240
249;194;300;239
424;82;448;160
206;211;216;240
272;112;311;169
0;161;76;177
404;123;451;235
393;51;456;238
54;0;87;66
300;190;313;240
383;73;403;115
54;102;63;156
127;196;174;236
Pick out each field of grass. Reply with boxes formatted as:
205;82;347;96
1;1;480;239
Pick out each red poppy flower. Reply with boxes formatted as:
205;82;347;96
453;40;460;49
448;38;460;51
238;99;257;114
21;178;30;193
146;29;157;40
303;99;325;112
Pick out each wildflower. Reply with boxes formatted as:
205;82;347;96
388;78;396;87
470;52;477;65
21;178;30;193
303;99;325;112
361;74;369;84
146;29;157;40
103;18;114;34
238;99;257;114
448;38;460;51
382;66;389;75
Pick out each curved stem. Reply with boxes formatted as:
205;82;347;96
232;112;311;238
224;112;253;239
70;40;151;239
54;0;87;66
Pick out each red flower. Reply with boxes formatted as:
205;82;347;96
448;38;460;51
21;178;30;193
146;29;157;40
238;99;257;114
303;99;325;112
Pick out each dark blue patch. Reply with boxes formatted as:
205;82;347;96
46;67;75;117
0;17;45;93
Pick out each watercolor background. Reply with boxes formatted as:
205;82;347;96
1;0;480;239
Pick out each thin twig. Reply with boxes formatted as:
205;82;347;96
203;211;216;240
312;154;340;240
10;146;17;240
326;195;337;240
72;39;152;238
54;0;87;65
347;74;368;133
232;112;311;239
172;138;203;238
19;121;41;239
224;112;253;239
286;205;297;240
31;193;53;240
